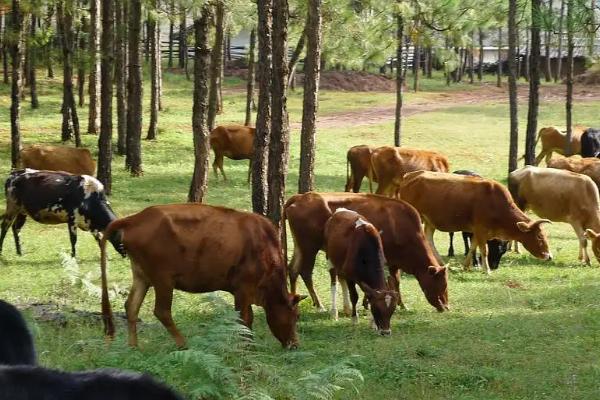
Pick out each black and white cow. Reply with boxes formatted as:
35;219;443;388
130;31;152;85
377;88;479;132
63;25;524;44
581;128;600;158
0;300;36;366
0;169;125;257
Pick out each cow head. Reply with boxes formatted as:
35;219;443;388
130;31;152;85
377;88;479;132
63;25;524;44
584;229;600;264
264;293;306;349
488;239;509;270
421;266;449;312
516;219;552;260
360;282;398;336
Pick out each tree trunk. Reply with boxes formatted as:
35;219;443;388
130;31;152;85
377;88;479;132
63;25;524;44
98;0;114;194
402;40;409;80
146;0;158;140
394;10;404;147
29;13;39;109
287;21;307;89
244;27;256;126
544;0;553;82
168;1;174;68
556;0;565;81
188;6;211;202
178;6;186;69
497;27;502;88
565;0;574;155
524;25;530;81
525;1;541;166
413;33;420;92
298;0;321;194
44;6;54;79
226;29;231;62
77;14;87;108
88;0;100;134
508;0;519;173
207;0;224;132
516;28;522;79
426;46;433;78
126;0;143;175
2;13;9;85
252;0;272;215
478;28;484;81
469;31;475;83
10;0;23;168
115;0;127;155
267;0;290;230
144;20;149;63
157;22;163;111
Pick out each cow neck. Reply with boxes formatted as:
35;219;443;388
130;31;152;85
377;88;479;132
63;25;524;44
257;266;288;308
588;211;600;232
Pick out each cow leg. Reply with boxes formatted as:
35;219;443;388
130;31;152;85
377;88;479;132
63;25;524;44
476;236;490;274
573;223;590;265
125;265;150;347
339;278;351;316
67;214;77;258
545;151;553;166
234;292;254;328
448;232;455;257
11;214;26;256
424;222;444;265
329;268;338;320
463;232;479;267
153;283;185;348
388;267;407;310
353;171;363;193
289;247;324;310
0;212;18;255
534;151;546;166
464;237;478;271
347;281;359;324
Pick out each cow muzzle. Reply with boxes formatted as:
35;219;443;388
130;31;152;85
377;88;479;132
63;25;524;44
378;329;391;336
543;252;553;261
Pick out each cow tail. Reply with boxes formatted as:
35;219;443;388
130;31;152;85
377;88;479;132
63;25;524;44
367;157;375;193
346;156;350;190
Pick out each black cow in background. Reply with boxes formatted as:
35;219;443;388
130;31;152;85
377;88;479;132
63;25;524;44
0;300;36;366
446;170;509;270
581;128;600;158
0;169;125;257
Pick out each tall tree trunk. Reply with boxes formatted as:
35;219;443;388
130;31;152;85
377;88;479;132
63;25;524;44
98;0;114;194
525;1;542;166
244;27;256;126
524;25;530;81
287;21;307;89
44;6;54;79
478;28;484;81
88;0;100;134
565;0;574;155
2;13;9;84
157;21;163;111
497;27;502;88
226;29;231;62
252;0;272;215
188;6;211;202
207;0;224;132
298;0;322;194
115;0;127;155
516;28;522;79
394;8;404;147
168;0;174;68
402;40;408;80
126;0;143;175
413;31;420;92
556;0;565;81
469;31;475;83
146;0;158;140
426;46;433;78
144;20;149;63
10;0;23;168
267;0;290;230
178;6;186;69
77;14;87;107
544;0;553;82
29;14;39;109
508;0;519;173
588;0;595;57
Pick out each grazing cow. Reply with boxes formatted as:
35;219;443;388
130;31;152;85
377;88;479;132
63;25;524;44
209;124;255;182
284;192;448;312
447;170;509;270
581;128;600;158
345;145;376;193
369;146;449;197
19;145;97;176
0;366;184;400
509;166;600;265
100;203;305;349
399;171;552;273
0;169;124;258
547;155;600;190
324;208;398;335
534;126;586;166
0;300;36;366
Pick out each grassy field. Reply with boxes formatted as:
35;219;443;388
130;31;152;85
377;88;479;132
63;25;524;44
1;70;600;399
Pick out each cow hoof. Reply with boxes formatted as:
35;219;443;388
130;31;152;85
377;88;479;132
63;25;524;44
317;306;327;313
330;309;339;321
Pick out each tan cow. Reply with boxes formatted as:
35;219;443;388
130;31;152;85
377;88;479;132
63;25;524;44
534;126;587;166
345;145;376;193
509;166;600;265
19;145;96;176
399;171;552;273
547;155;600;190
209;124;255;182
369;146;449;197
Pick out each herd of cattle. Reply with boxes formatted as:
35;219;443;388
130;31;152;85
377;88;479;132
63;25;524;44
1;124;600;397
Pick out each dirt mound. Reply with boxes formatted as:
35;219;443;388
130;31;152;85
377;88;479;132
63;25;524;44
307;71;395;92
575;66;600;85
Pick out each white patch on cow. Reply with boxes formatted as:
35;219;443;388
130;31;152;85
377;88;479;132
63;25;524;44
80;175;104;198
355;218;368;229
385;294;392;308
69;224;77;235
340;279;351;315
334;207;356;215
370;317;377;330
24;168;39;175
330;282;338;321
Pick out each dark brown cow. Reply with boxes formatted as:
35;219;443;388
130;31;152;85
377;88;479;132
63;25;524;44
209;124;255;182
369;146;449;196
399;171;552;273
324;208;398;335
100;203;304;349
534;126;586;166
284;192;448;312
20;145;96;176
345;145;376;193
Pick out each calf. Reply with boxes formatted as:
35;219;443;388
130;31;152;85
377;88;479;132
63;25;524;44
399;171;552;274
19;144;96;176
509;166;600;265
581;128;600;158
534;126;586;166
100;203;304;349
0;300;36;366
324;208;398;335
209;124;255;182
0;366;184;400
345;145;376;193
0;169;124;257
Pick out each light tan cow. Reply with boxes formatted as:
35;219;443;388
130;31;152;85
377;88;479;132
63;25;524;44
534;126;587;166
19;145;96;176
209;125;255;182
345;145;376;193
547;155;600;190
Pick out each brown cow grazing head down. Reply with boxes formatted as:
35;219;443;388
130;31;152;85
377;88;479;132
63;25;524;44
100;204;304;349
584;229;600;264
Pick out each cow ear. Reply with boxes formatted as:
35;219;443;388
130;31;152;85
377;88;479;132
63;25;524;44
290;294;307;306
516;221;531;232
584;229;600;240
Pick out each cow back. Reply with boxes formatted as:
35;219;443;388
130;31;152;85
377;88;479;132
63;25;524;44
20;145;96;176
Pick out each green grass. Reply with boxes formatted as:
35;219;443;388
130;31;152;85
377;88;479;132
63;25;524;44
1;70;600;399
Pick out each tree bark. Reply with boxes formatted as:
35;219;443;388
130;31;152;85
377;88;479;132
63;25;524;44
44;6;54;79
98;0;114;194
556;0;565;81
516;28;522;79
565;0;574;155
126;0;143;175
188;6;211;203
287;21;307;89
508;0;519;173
2;13;9;85
524;25;530;81
207;0;224;132
469;31;475;83
525;1;542;166
29;13;39;109
298;0;321;194
10;0;23;168
413;30;420;92
88;0;100;134
426;46;433;78
168;0;174;68
544;0;553;82
394;8;404;147
497;27;502;88
178;6;186;69
115;0;127;155
252;0;272;215
146;0;159;140
478;28;484;81
267;0;290;230
402;40;409;80
244;27;256;126
157;21;163;111
77;14;86;108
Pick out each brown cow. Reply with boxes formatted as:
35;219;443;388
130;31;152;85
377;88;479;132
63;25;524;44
345;145;376;193
399;171;552;273
509;166;600;265
534;126;587;166
284;192;448;312
20;145;96;176
209;124;255;182
369;146;449;196
324;208;398;335
547;155;600;190
99;203;305;349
